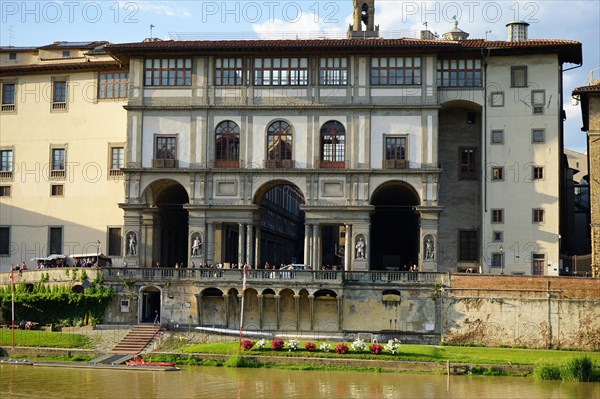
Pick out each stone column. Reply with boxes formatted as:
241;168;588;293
337;295;343;330
304;224;312;266
223;293;230;328
207;222;215;265
344;224;352;271
254;226;261;269
246;224;253;267
312;225;320;269
274;295;281;329
257;294;264;329
294;294;300;332
140;208;157;268
238;223;245;266
195;293;203;327
308;295;315;330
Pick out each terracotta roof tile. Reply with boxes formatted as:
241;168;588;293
0;61;125;76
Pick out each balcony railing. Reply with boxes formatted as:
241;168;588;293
264;159;295;169
1;104;15;112
50;169;65;179
152;159;179;168
319;160;347;169
0;171;13;180
51;102;67;110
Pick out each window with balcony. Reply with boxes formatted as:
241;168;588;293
437;59;482;87
0;149;13;180
52;80;67;110
215;58;243;86
144;58;192;86
266;121;293;168
98;72;128;99
384;136;408;169
1;83;15;112
109;146;124;176
511;66;527;87
319;57;348;85
320;121;345;168
371;56;421;85
215;121;240;168
154;136;177;168
51;148;65;179
254;58;308;86
459;147;478;179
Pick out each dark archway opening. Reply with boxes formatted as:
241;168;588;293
370;183;420;270
256;183;305;268
155;182;189;267
141;287;161;323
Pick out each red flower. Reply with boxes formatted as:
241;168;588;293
335;343;349;354
369;344;383;354
241;339;255;350
271;338;285;350
305;342;316;352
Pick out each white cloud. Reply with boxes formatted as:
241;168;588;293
137;1;191;18
252;12;347;39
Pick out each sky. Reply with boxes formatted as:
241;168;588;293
1;0;598;152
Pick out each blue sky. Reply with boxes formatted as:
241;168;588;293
2;0;598;152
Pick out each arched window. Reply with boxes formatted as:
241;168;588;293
267;120;293;162
215;120;240;167
320;120;345;168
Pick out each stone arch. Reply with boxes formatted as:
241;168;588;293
279;288;296;333
139;285;162;324
298;288;311;331
370;181;421;270
313;289;338;333
140;177;190;205
243;288;260;330
200;287;226;327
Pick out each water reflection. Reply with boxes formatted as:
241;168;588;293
1;364;597;399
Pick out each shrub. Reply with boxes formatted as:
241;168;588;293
563;356;593;382
319;342;332;352
369;343;383;354
351;338;366;352
384;338;401;354
335;343;349;354
255;339;266;349
533;364;562;381
287;339;299;351
305;342;316;352
241;339;254;350
271;338;285;350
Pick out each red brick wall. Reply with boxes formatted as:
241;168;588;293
448;275;600;299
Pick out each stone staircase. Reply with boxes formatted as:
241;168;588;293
110;325;161;355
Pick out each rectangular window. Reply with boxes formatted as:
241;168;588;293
437;58;482;87
110;146;124;176
459;147;477;179
0;149;13;179
98;72;128;99
511;66;527;87
458;230;478;261
144;58;192;86
532;166;544;180
215;58;243;86
490;91;504;107
371;56;421;86
52;80;67;110
0;186;11;197
385;136;407;161
493;231;503;242
1;83;15;112
154;137;178;168
254;57;308;86
492;209;504;223
51;148;66;179
8;52;16;60
532;129;545;143
491;252;504;268
48;227;63;255
62;50;71;58
532;90;545;114
108;227;122;256
491;166;504;181
51;184;64;197
0;227;9;255
491;130;504;144
319;57;348;85
533;209;544;223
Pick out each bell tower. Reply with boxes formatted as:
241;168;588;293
348;0;379;38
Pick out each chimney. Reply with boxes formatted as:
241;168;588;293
506;21;529;42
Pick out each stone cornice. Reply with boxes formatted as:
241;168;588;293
123;104;442;112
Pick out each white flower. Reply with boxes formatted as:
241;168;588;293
319;342;332;352
384;338;401;354
350;338;366;351
287;339;300;351
255;339;266;349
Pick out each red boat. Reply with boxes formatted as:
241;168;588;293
126;355;176;367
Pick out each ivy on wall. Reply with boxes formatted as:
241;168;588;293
0;282;115;327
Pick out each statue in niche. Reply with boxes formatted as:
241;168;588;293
191;235;202;257
424;237;435;260
355;236;366;259
127;232;137;256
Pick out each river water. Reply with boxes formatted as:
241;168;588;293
1;363;597;399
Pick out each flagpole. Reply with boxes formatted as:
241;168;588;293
238;264;247;354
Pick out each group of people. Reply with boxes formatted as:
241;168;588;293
11;262;27;275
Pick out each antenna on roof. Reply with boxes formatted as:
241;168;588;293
485;30;492;41
150;24;155;39
8;25;14;46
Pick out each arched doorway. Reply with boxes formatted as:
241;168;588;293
140;286;161;324
147;180;189;267
254;181;305;268
370;182;420;270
